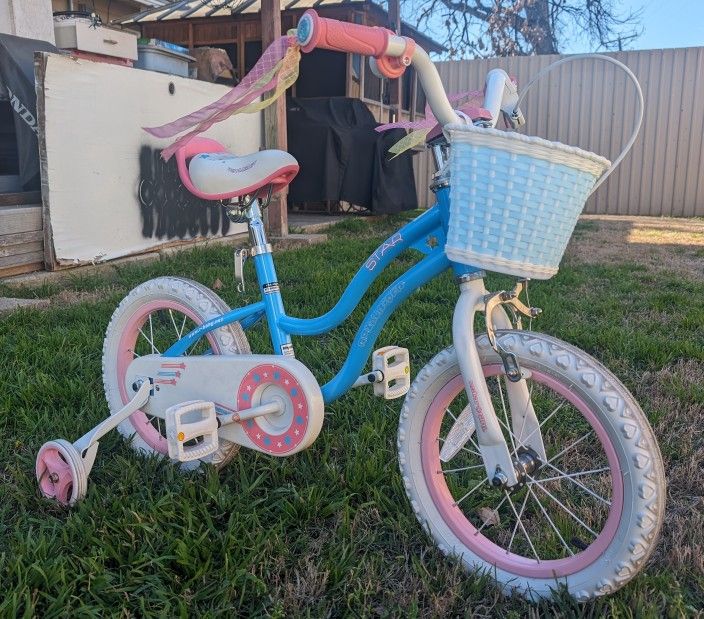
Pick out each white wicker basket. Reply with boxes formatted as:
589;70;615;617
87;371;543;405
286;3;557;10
445;123;610;280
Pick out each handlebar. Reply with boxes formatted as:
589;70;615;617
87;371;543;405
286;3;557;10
295;10;524;133
296;10;391;57
296;10;462;127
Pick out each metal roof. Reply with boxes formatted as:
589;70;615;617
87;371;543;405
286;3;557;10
132;0;172;6
118;0;365;23
115;0;444;51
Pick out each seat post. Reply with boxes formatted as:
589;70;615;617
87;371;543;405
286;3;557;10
244;198;295;356
245;199;271;255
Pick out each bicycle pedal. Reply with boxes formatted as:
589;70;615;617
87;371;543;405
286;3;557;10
165;400;219;462
372;346;411;400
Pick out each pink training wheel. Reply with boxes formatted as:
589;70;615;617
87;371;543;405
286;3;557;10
36;439;87;506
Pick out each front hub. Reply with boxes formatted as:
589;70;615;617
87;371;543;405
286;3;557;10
491;447;542;491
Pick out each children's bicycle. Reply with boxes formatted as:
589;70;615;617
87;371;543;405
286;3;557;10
35;11;665;601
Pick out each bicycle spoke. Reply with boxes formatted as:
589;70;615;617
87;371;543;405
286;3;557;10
527;486;574;557
507;490;531;553
148;414;162;436
138;326;160;354
541;461;611;506
547;430;594;466
528;474;598;538
453;478;487;507
505;490;540;561
149;314;156;353
178;313;187;339
536;467;610;484
520;399;566;446
440;463;486;474
474;493;508;536
168;309;181;340
461;445;482;457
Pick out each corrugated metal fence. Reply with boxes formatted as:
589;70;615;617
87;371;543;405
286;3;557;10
418;47;704;216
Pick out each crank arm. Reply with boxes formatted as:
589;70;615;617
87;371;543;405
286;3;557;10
73;380;152;474
215;400;283;426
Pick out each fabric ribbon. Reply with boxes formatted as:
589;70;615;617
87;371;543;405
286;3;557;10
375;90;485;157
144;35;301;160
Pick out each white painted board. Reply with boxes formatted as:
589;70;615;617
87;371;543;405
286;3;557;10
39;53;259;265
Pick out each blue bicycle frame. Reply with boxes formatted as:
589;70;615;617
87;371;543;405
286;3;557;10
163;186;479;404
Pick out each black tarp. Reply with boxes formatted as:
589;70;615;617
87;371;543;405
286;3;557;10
0;34;59;191
286;97;417;213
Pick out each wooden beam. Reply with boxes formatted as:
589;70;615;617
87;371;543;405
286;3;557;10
410;70;418;122
0;261;43;278
261;0;288;237
0;191;42;206
387;0;402;122
237;22;245;81
0;230;44;247
0;206;43;235
35;53;55;271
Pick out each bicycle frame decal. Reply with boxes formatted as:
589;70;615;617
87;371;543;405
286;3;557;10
467;381;488;433
365;232;403;271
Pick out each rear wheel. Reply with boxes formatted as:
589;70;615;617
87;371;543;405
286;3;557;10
398;331;665;600
102;277;250;470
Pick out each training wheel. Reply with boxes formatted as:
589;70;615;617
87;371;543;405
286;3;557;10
35;439;88;506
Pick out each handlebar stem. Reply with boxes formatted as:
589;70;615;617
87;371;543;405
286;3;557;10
480;69;523;129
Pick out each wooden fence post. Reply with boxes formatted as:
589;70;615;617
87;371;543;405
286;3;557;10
261;0;288;237
387;0;402;122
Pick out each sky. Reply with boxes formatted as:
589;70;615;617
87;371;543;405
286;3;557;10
397;0;704;57
562;0;704;54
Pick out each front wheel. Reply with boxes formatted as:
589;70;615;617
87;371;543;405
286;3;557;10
398;331;665;601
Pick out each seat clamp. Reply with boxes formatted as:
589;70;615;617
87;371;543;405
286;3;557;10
250;243;273;256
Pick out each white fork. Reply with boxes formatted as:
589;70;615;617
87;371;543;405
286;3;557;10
449;274;547;486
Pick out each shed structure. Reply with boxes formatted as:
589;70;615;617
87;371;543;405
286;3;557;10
116;0;443;123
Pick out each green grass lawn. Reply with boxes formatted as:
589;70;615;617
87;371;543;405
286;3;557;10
1;215;702;617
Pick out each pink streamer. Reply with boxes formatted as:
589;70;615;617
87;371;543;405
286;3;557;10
143;35;296;160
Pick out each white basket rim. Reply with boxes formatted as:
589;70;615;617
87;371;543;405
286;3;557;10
446;122;611;171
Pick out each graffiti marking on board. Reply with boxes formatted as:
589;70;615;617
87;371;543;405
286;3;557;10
138;145;230;240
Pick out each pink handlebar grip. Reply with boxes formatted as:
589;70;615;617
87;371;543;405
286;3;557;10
297;10;391;56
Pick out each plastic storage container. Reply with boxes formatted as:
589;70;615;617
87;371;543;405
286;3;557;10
54;17;138;61
135;44;195;77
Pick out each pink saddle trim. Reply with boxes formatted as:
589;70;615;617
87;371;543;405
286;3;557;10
175;137;299;202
